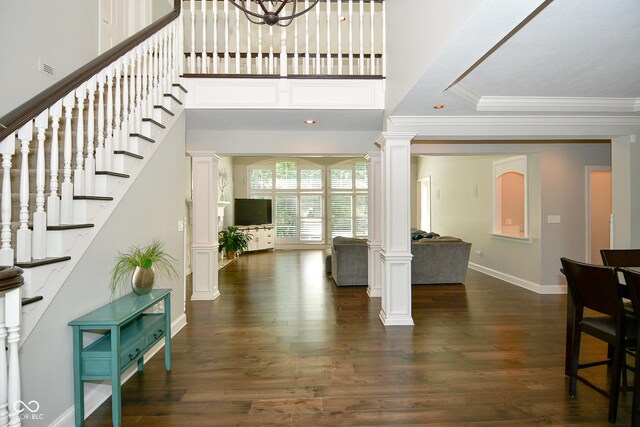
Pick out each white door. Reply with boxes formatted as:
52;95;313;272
586;167;612;264
417;177;431;232
100;0;128;53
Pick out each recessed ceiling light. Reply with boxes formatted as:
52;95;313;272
304;120;316;125
433;105;445;109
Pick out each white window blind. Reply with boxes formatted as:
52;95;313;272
300;169;322;189
331;169;353;189
355;194;368;237
331;194;353;238
355;163;368;189
276;162;297;190
250;168;273;190
276;194;298;238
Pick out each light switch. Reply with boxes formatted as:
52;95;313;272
547;215;561;224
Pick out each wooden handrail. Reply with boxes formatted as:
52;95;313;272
0;267;24;293
0;0;181;142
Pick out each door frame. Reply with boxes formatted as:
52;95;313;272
416;176;431;232
585;165;612;262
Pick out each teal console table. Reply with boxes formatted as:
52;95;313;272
69;289;172;427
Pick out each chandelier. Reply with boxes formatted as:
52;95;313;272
228;0;320;27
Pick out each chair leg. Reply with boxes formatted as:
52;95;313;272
608;344;615;368
609;340;625;424
570;325;582;397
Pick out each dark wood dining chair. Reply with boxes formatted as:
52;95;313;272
621;267;640;427
560;257;636;424
601;249;640;268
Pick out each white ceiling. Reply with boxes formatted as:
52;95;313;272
393;0;640;117
186;0;640;133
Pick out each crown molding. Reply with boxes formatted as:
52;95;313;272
447;83;640;113
388;115;640;127
477;96;640;113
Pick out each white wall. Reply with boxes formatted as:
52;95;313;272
186;129;379;156
384;0;484;114
413;142;611;292
0;0;99;116
19;114;187;426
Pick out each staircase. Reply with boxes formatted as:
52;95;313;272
0;5;184;425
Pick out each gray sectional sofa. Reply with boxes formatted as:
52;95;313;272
329;235;471;286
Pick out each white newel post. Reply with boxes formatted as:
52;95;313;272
366;150;382;298
188;152;220;301
379;132;415;326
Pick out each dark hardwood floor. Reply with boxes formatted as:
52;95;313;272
86;249;632;426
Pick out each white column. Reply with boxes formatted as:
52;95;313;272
366;150;382;298
188;151;220;301
611;134;639;248
379;132;415;326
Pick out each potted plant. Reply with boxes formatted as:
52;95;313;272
218;226;252;259
110;239;178;296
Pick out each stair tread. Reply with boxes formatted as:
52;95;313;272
164;93;183;105
95;171;130;178
15;256;71;268
73;195;114;201
130;133;155;143
22;296;44;306
154;105;175;116
113;150;143;159
47;223;94;231
141;118;165;129
173;83;188;93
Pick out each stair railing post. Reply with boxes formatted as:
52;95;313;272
189;0;196;73
32;110;49;260
135;45;143;136
47;100;62;227
201;0;208;73
0;136;15;267
142;41;150;124
104;65;115;172
16;121;33;263
95;71;106;173
5;287;21;427
85;76;97;196
0;296;7;425
73;83;87;197
60;92;75;225
113;60;122;153
121;54;131;154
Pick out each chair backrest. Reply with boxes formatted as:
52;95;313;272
622;268;640;322
600;249;640;268
561;257;622;317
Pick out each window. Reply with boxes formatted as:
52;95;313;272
248;160;324;244
493;156;527;238
329;161;369;239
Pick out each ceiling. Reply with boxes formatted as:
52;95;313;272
393;0;640;117
187;0;640;133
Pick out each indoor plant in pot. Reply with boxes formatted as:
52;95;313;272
218;226;252;259
110;239;178;296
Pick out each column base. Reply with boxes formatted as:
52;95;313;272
380;250;413;326
379;308;414;326
367;242;382;298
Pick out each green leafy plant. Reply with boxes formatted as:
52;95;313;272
218;226;252;257
110;239;178;296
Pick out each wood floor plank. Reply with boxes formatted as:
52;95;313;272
84;249;634;426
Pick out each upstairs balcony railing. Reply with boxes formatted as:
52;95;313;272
182;0;385;77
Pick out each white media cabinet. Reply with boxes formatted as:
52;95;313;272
237;225;275;252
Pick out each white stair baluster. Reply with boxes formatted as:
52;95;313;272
162;29;170;95
121;54;131;154
359;0;364;74
293;9;299;74
338;0;342;74
235;5;241;74
0;136;15;266
201;0;208;73
257;9;263;74
348;0;353;75
212;0;218;73
142;41;150;122
113;61;122;152
280;20;287;76
47;101;62;227
268;24;274;74
304;0;310;74
0;296;7;425
32;111;48;260
370;0;375;75
246;1;251;74
95;72;105;173
5;287;21;427
149;37;158;115
315;2;320;74
104;66;114;172
85;76;96;196
189;0;196;73
135;46;143;136
179;3;185;77
73;83;86;196
61;92;75;224
326;0;332;74
16;121;33;263
223;0;229;74
382;0;386;78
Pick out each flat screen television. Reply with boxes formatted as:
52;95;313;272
234;198;273;226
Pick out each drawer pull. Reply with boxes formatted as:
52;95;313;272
128;348;141;360
153;329;164;339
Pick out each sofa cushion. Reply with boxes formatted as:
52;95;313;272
333;236;368;247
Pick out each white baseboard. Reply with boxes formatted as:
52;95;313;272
468;263;566;295
49;313;188;427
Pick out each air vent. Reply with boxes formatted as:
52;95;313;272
38;58;55;78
